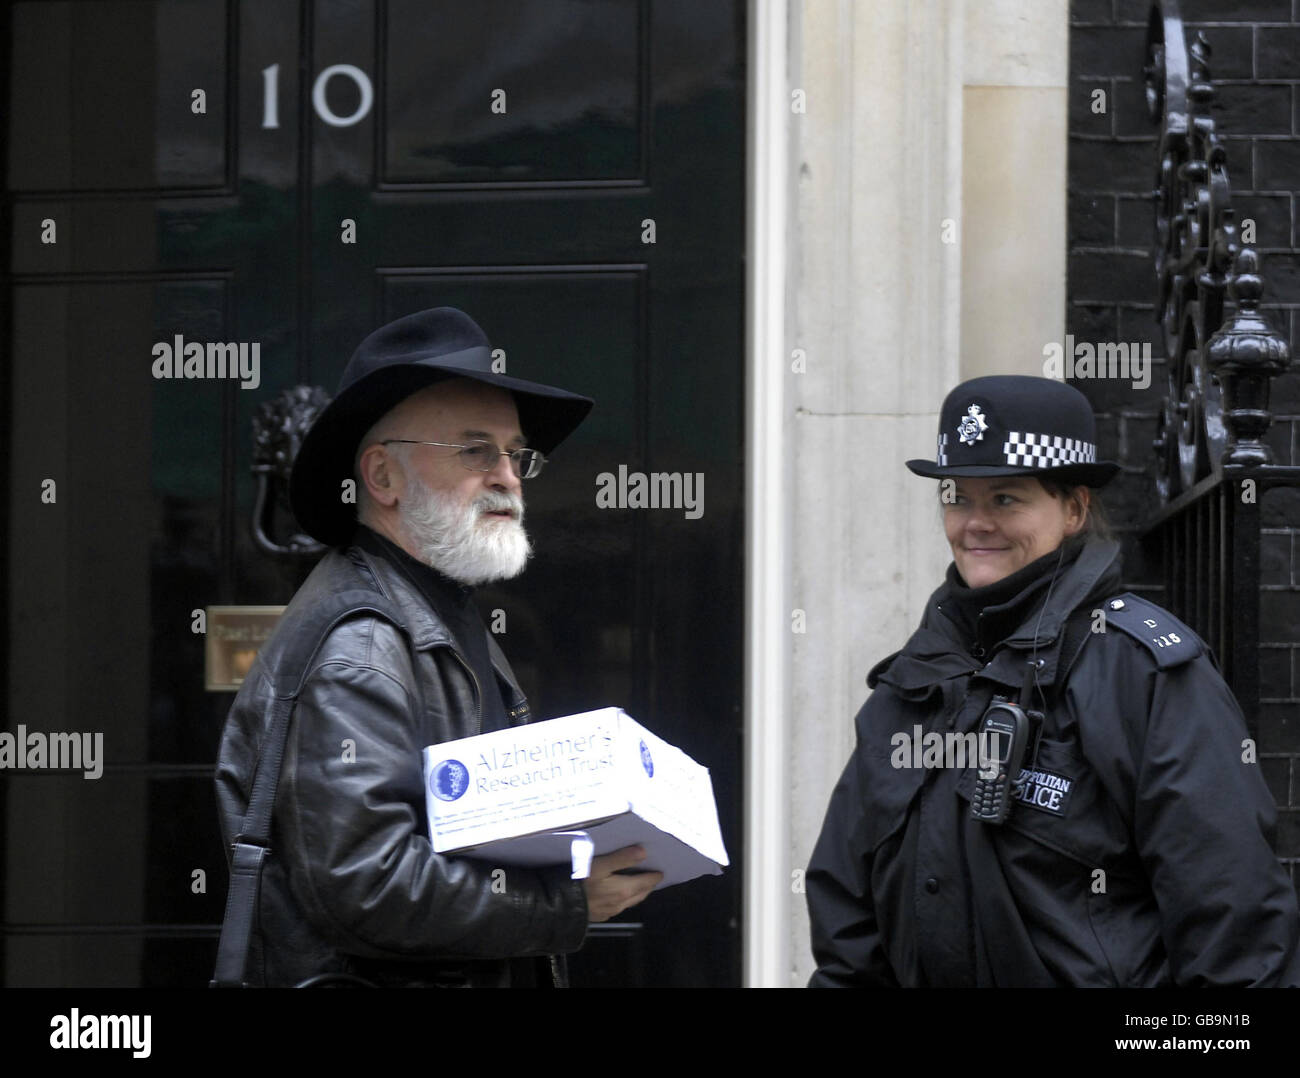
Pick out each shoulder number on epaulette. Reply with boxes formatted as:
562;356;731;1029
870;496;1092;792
1100;593;1204;669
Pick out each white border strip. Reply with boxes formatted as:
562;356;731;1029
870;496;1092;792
744;0;789;988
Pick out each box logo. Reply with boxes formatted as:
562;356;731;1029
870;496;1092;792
430;759;470;801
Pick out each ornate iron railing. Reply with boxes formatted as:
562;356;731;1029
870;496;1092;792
1140;1;1299;736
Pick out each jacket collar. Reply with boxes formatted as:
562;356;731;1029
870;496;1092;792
871;537;1123;694
969;536;1119;648
342;541;528;707
345;542;455;651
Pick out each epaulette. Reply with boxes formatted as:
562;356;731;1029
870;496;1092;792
1097;592;1205;669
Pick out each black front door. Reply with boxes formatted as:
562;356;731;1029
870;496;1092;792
4;0;745;987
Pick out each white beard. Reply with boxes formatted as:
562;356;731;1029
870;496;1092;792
398;474;531;586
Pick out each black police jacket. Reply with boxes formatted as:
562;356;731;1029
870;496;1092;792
806;536;1300;986
214;539;589;987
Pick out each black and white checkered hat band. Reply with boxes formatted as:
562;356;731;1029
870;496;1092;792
1002;432;1096;468
935;430;1096;468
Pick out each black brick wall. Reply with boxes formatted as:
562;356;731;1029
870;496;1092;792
1068;0;1300;886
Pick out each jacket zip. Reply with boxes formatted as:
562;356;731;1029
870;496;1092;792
438;644;529;734
443;645;483;736
354;542;487;735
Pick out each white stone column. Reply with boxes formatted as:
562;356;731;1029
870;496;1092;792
961;1;1070;380
762;0;1070;987
743;0;793;989
781;0;965;988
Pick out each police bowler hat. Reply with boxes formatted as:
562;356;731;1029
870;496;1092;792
289;307;594;546
906;375;1119;487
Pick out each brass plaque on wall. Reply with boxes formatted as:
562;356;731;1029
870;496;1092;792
205;606;286;691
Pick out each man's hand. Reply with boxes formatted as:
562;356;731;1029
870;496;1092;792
583;845;663;922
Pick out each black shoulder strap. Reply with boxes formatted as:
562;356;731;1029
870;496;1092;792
1057;603;1097;688
1099;592;1204;669
211;588;413;987
1047;596;1211;715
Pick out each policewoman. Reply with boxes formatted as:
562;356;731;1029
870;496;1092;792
805;375;1300;987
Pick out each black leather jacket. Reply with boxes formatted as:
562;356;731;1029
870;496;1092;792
806;537;1300;986
214;539;589;987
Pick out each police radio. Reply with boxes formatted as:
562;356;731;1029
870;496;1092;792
969;662;1043;825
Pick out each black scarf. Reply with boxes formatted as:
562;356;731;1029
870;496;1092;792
939;533;1088;657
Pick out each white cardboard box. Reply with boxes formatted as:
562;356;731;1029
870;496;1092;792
422;707;728;889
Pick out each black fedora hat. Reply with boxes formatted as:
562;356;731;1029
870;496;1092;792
289;307;594;546
906;374;1119;487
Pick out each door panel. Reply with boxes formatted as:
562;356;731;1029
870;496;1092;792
380;0;643;185
9;1;231;194
4;0;744;987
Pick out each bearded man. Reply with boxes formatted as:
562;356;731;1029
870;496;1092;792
214;307;659;987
